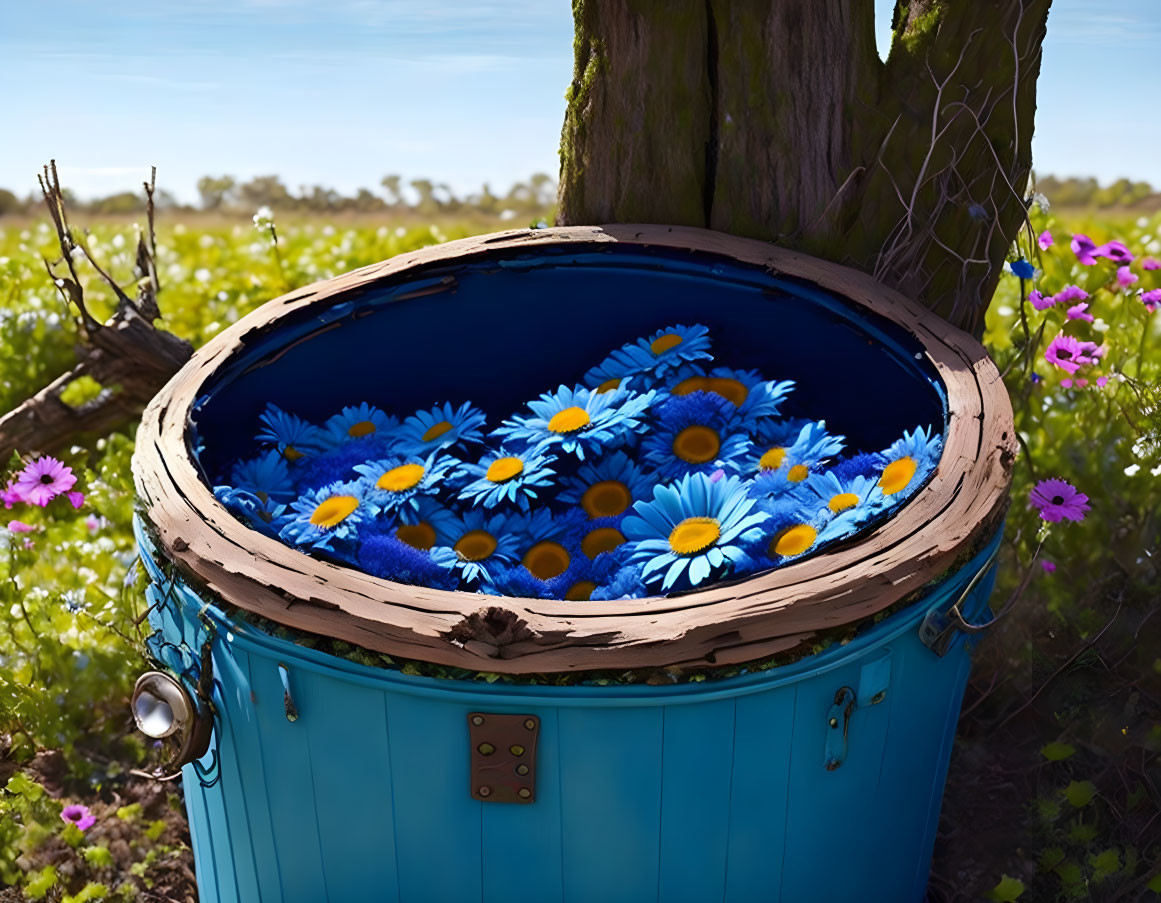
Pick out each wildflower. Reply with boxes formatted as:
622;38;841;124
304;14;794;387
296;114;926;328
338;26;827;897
1038;230;1054;250
13;456;77;507
66;491;84;509
277;481;373;551
1097;240;1134;265
1;481;23;508
875;425;942;496
1010;258;1035;279
61;804;97;832
256;404;325;461
1029;478;1089;523
457;448;556;512
354;453;459;515
321;403;398;448
435;509;524;585
393;402;486;456
1066;302;1094;323
1044;334;1101;375
558;450;656;519
492;384;654;460
1139;288;1161;312
641;393;751;480
749;420;845;488
802;471;885;523
1116;266;1138;289
622;473;769;591
1142;257;1160;271
84;514;102;531
1055;285;1089;305
1040;560;1056;574
1071;233;1098;265
1030;290;1055;311
584;323;713;388
7;520;34;533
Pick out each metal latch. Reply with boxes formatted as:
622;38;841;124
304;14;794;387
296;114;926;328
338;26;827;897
468;713;539;803
824;650;892;771
919;546;1002;657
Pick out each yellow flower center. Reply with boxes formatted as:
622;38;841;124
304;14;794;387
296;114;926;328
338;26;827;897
879;456;918;495
758;447;786;471
283;445;305;462
548;406;591;434
376;463;425;493
581;527;626;559
421;420;453;443
455;530;497;562
829;492;859;513
771;524;817;557
787;464;810;483
668;517;721;555
673;425;721;464
581;479;632;518
523;541;571;580
347;420;377;438
650;333;683;355
670;377;748;406
596;377;622;394
565;580;597;601
309;495;359;529
395;521;437;551
486;456;524;483
671;376;709;396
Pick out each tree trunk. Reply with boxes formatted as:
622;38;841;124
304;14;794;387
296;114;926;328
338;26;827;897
557;0;1051;336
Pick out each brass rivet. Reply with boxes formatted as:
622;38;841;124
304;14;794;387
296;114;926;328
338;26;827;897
516;764;529;776
477;743;495;756
509;744;525;756
518;788;531;799
524;719;536;730
828;717;839;729
478;786;491;797
871;690;886;705
471;715;484;726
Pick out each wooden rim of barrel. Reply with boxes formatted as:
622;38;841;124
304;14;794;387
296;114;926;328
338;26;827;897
133;225;1016;674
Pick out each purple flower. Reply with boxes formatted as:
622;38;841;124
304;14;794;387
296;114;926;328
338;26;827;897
1096;240;1134;265
1066;302;1094;322
1029;478;1089;523
1044;334;1099;374
1096;375;1109;387
1011;258;1035;279
1040;560;1056;573
1071;233;1098;265
1143;257;1160;271
8;520;34;533
1116;266;1138;289
66;491;84;509
61;804;97;832
1055;285;1089;304
1030;290;1056;311
1;482;24;508
1140;288;1161;312
13;457;77;507
1038;230;1054;250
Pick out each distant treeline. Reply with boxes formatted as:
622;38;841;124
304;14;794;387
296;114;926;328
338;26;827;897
0;173;1156;218
0;173;557;218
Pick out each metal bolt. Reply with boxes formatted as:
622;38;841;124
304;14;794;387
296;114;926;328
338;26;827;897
828;717;839;729
524;718;536;730
509;744;525;756
471;715;484;726
871;690;886;705
518;788;531;799
477;743;495;756
516;764;529;776
478;786;491;797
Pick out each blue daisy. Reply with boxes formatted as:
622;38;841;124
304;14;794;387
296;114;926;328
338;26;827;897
320;402;399;449
737;494;862;575
583;323;713;387
492;384;655;460
801;471;886;523
356;531;459;590
622;472;769;592
293;435;399;491
276;480;375;552
213;486;285;538
229;449;294;503
830;452;884;482
640;394;752;480
256;404;325;461
457;447;557;512
558;450;658;520
434;509;525;585
392;401;487;456
353;453;461;515
391;497;463;551
507;508;591;582
668;366;794;426
875;425;942;498
749;419;845;478
590;563;648;601
487;548;624;600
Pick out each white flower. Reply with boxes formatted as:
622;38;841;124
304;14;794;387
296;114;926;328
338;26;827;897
1124;463;1141;477
195;267;212;282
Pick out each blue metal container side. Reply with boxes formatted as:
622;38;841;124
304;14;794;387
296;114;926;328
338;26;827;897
139;519;1001;903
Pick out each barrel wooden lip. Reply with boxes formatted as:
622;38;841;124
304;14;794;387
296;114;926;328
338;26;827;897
132;225;1015;673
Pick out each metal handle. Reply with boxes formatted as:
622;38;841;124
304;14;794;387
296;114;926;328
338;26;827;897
918;545;1002;657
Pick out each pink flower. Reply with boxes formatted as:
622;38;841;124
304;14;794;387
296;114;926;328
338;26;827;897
1116;266;1138;289
1;482;24;508
1071;233;1098;265
1055;285;1089;304
1096;376;1109;387
1038;230;1054;250
66;491;84;509
84;514;101;532
1143;257;1160;271
61;804;97;832
1140;288;1161;312
1060;378;1073;388
1040;560;1056;573
1030;290;1056;311
13;457;77;507
1044;333;1101;374
1066;302;1094;322
1029;478;1089;523
7;520;34;533
1096;240;1134;265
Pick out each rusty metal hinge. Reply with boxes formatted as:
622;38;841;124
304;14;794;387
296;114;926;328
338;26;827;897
468;713;539;803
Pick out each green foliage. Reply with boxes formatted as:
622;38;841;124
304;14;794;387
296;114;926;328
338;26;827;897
1039;741;1076;761
987;874;1026;901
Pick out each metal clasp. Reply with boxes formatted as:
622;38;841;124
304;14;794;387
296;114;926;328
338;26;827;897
919;545;1001;657
824;687;856;771
468;713;539;803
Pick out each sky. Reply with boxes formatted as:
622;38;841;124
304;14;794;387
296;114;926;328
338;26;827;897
1;0;1158;204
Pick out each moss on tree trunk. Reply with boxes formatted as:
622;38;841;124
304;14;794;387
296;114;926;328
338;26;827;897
557;0;1052;337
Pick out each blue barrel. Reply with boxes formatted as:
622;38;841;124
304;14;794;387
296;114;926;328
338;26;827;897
131;226;1014;903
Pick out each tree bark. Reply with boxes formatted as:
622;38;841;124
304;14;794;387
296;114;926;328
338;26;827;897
557;0;1052;337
